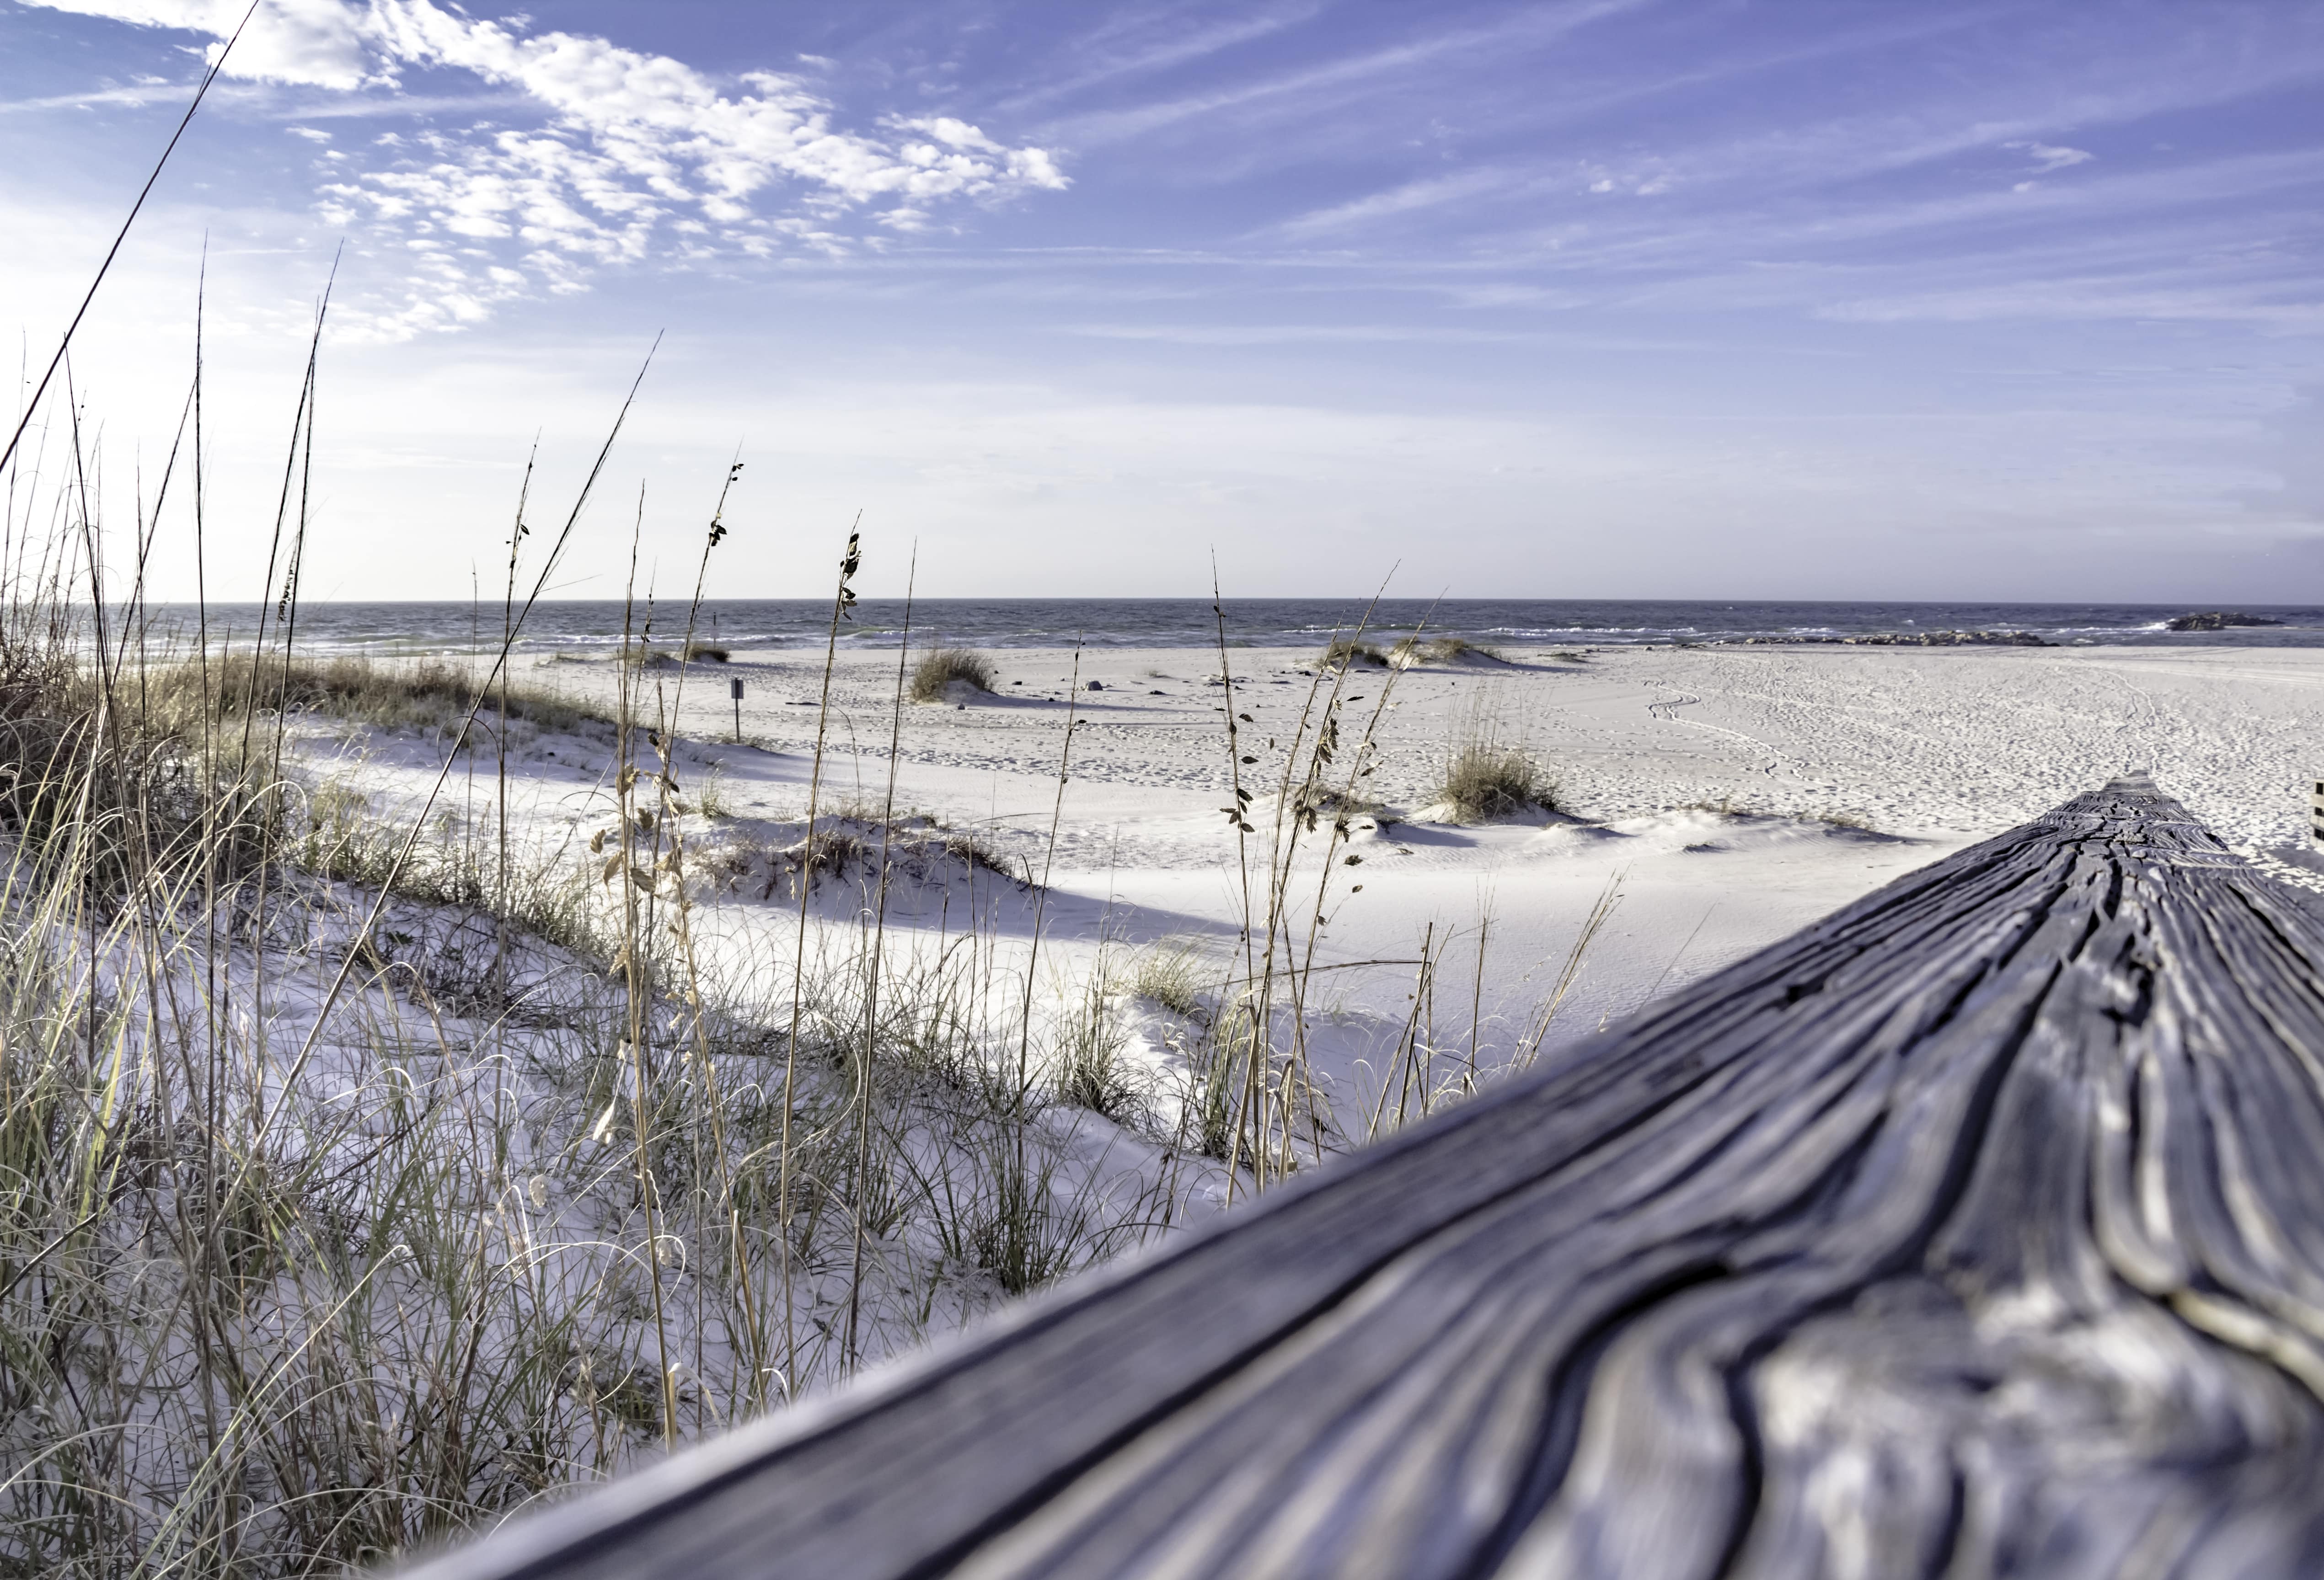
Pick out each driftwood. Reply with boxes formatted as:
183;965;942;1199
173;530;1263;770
406;774;2324;1579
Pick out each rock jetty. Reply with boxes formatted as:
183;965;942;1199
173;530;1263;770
2165;610;2282;632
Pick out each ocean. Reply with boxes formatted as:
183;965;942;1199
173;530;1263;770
159;598;2324;653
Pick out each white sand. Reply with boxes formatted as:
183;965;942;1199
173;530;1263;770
299;637;2324;1137
380;639;2323;1077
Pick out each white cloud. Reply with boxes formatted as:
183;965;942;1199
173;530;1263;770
2006;139;2095;174
21;0;1069;337
24;0;385;89
1578;160;1671;198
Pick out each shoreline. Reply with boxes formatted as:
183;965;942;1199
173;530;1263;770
134;594;2324;657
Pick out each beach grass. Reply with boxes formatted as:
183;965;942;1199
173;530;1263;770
1389;635;1501;667
0;320;1616;1580
1433;741;1555;822
0;379;1212;1578
909;646;996;702
1317;637;1387;670
1129;941;1210;1019
198;651;609;736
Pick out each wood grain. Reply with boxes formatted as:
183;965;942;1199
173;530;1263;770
402;774;2324;1579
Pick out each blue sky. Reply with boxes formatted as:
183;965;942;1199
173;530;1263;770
3;0;2322;603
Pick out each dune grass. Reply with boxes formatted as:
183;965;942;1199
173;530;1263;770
1433;741;1556;822
198;651;609;737
0;264;1623;1578
1389;635;1502;667
0;597;1198;1576
0;471;1614;1577
0;383;1209;1577
1317;637;1387;670
1129;941;1210;1020
909;646;996;702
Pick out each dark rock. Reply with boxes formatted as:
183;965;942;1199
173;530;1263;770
1847;630;2050;647
2166;610;2283;632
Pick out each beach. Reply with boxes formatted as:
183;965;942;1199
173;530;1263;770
301;636;2324;1147
29;625;2318;1552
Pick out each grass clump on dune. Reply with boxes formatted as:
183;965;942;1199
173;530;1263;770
202;653;607;736
1432;741;1556;823
621;639;730;667
1130;941;1210;1019
1389;635;1501;667
1318;638;1387;670
910;646;996;702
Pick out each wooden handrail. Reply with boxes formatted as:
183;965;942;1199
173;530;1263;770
402;774;2324;1578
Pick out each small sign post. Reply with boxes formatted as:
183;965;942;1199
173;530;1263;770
730;676;744;742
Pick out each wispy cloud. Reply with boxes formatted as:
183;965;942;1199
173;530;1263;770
1060;319;1719;352
1049;0;1651;146
1067;320;1520;344
1820;279;2324;328
995;1;1327;114
1274;166;1513;238
0;80;204;112
22;0;1071;337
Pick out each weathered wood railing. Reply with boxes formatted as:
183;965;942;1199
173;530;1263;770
405;774;2324;1579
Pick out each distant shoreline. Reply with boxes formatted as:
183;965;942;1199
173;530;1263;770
131;597;2324;653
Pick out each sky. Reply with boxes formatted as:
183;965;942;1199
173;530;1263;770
2;0;2322;605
